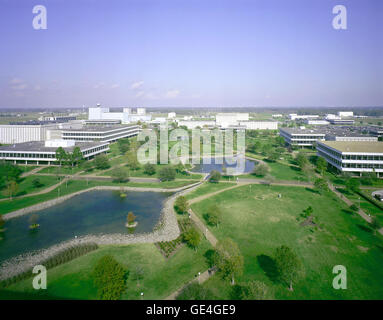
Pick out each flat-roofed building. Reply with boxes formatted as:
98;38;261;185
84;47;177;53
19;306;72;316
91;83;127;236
317;141;383;176
279;128;325;147
0;123;59;144
328;119;355;125
338;111;354;117
58;125;140;143
238;121;278;130
0;140;109;165
215;113;249;128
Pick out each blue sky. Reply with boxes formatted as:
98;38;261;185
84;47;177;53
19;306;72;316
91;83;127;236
0;0;382;108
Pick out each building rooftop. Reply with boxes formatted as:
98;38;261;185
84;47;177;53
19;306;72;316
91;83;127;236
61;124;139;132
319;141;383;153
280;126;376;137
0;141;107;153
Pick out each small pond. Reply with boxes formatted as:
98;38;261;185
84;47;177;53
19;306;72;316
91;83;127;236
0;190;171;263
190;156;257;174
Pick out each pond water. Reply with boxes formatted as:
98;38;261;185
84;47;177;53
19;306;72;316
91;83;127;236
0;190;171;263
190;156;257;174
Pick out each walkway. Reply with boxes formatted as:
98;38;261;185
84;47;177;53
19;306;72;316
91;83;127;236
20;166;44;178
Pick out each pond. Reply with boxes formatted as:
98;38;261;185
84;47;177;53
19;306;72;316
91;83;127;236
190;156;257;174
0;190;171;263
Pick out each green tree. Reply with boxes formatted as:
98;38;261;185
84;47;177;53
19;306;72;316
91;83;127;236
316;157;327;175
127;211;136;225
174;196;189;214
0;214;5;232
176;282;214;300
94;154;110;170
206;204;222;226
252;163;269;177
314;178;329;193
345;178;360;194
214;238;244;285
183;226;201;250
158;166;176;181
240;280;273;300
4;180;18;200
296;152;308;170
209;170;221;183
126;151;140;170
32;178;43;188
111;167;129;182
81;161;93;172
143;163;156;175
274;245;304;291
275;136;285;147
55;147;67;166
369;217;382;235
117;138;130;154
70;146;83;166
91;255;127;300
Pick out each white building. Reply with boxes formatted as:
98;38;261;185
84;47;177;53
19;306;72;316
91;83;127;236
215;113;249;128
289;114;319;121
0;140;109;165
88;105;151;124
176;120;216;129
338;111;354;117
168;112;176;119
238;121;278;130
317;141;383;176
0;123;60;144
57;125;140;143
279;128;325;147
305;120;330;125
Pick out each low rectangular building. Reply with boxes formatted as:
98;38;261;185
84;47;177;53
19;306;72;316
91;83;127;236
317;141;383;176
279;128;325;147
58;125;140;143
0;140;109;165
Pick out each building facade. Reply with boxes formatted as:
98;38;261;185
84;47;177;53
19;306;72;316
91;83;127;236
0;140;109;165
317;141;383;176
279;128;325;147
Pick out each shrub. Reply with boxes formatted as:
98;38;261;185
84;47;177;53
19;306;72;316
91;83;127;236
209;170;221;183
158;166;176;181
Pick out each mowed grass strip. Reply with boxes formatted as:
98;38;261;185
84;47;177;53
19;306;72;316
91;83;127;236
191;184;383;299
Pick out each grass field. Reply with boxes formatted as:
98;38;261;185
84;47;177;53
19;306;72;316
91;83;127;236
191;184;383;299
0;175;59;200
184;182;236;200
1;241;212;300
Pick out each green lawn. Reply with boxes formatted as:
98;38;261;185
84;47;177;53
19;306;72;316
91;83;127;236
98;163;203;180
1;241;212;300
0;175;59;200
39;166;83;175
185;182;236;200
0;179;198;215
191;184;383;299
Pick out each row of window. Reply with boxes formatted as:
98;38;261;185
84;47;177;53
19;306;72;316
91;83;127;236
0;145;108;159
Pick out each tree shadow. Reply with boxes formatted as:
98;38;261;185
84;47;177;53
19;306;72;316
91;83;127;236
257;254;279;283
203;249;216;268
305;187;320;194
229;284;243;300
357;224;373;233
341;209;354;215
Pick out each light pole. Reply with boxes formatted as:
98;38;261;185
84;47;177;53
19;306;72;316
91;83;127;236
140;292;144;300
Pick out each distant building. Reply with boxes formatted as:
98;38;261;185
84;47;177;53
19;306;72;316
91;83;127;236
317;141;383;176
289;114;319;121
279;128;325;147
176;120;216;129
328;119;355;125
168;112;176;119
338;111;354;117
88;104;151;124
272;114;283;118
304;120;330;125
215;113;249;128
238;121;278;130
0;140;109;165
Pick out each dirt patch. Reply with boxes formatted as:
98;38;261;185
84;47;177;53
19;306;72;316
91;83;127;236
357;245;369;252
269;216;280;223
300;216;316;227
330;245;338;253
